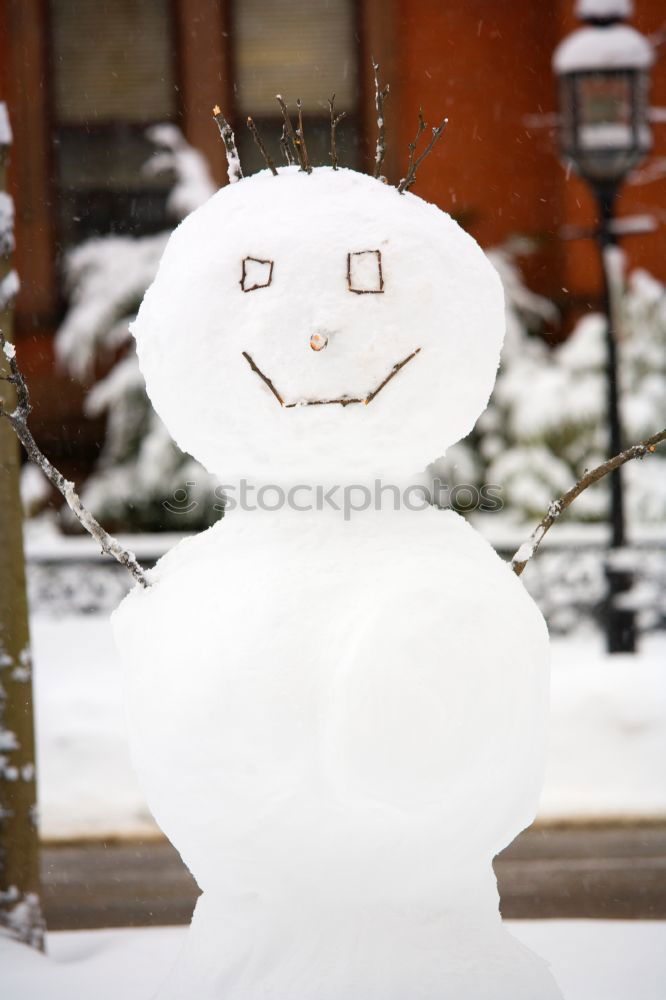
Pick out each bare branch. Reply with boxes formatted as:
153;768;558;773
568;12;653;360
397;112;448;194
212;105;243;184
246;117;278;176
279;124;295;166
276;96;306;172
398;107;426;193
372;61;389;179
0;329;149;589
511;428;666;576
328;94;346;171
296;99;312;174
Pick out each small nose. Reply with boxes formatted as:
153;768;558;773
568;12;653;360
310;332;329;352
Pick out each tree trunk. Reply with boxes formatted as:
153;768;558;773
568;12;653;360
0;102;45;950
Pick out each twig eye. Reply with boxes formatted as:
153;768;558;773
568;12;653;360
241;256;274;292
347;250;384;294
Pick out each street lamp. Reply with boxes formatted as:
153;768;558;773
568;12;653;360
553;0;654;653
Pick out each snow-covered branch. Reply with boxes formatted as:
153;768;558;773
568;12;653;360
0;330;149;589
143;123;216;217
276;96;309;174
212;106;243;184
280;124;295;166
511;428;666;576
372;61;389;180
0;269;19;311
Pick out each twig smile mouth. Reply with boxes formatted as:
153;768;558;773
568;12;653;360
241;348;421;408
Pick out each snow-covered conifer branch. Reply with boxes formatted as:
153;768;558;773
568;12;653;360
397;111;448;194
0;269;19;311
246;117;278;176
372;61;389;180
328;95;346;171
511;428;666;576
212;106;243;184
0;329;149;588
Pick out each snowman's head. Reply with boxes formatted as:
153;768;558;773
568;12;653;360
133;167;504;484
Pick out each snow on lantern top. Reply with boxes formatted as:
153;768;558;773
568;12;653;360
575;0;633;22
131;84;504;485
553;22;653;74
558;0;650;72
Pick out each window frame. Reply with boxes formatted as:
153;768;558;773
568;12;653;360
47;0;184;252
226;0;367;177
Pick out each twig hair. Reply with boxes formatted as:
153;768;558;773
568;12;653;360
212;62;447;194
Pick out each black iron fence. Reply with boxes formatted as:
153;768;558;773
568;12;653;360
24;531;666;634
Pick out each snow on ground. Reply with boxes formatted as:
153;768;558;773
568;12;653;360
32;616;155;840
31;614;666;840
2;920;665;1000
542;629;666;821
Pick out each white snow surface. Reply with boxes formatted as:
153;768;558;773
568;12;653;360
133;166;505;484
32;615;156;840
112;507;552;998
2;921;665;1000
32;613;666;841
553;23;654;73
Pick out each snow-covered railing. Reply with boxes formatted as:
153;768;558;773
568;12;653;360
23;528;666;632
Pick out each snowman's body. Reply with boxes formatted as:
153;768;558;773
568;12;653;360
112;167;562;998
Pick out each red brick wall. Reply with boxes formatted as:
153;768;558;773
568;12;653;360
375;0;666;314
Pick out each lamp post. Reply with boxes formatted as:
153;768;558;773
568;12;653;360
553;0;654;653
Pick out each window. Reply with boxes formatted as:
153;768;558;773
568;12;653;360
50;0;178;247
230;0;360;174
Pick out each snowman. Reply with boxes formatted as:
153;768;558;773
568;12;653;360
112;132;562;999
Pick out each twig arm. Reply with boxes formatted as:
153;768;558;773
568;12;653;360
511;428;666;576
0;330;149;588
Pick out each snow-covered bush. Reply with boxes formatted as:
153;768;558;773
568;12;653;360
55;125;220;531
433;242;666;526
428;239;559;506
485;258;666;522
